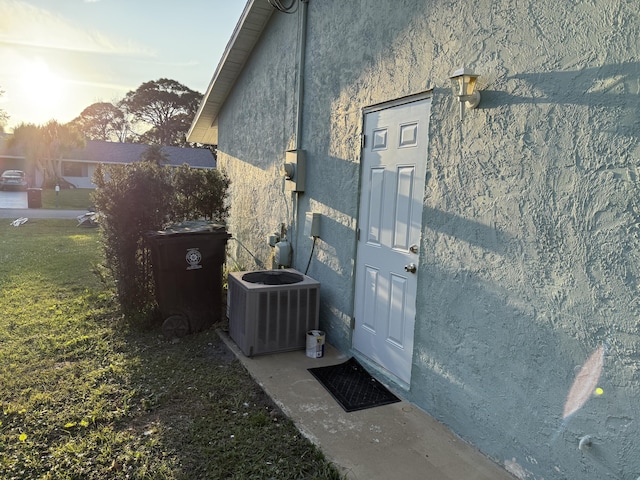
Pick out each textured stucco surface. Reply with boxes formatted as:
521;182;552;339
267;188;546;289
214;1;640;478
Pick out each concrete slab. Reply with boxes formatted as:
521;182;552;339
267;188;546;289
0;191;28;209
220;332;515;480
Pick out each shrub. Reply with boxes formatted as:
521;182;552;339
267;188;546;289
92;162;174;322
172;164;230;222
92;162;230;325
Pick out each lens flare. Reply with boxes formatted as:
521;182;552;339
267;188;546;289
562;345;604;419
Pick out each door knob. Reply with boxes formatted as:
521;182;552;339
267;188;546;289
404;263;417;274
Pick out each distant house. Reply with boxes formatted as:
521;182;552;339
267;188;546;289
56;141;216;188
0;135;216;188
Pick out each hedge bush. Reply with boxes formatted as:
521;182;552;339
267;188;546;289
92;161;229;324
172;164;230;221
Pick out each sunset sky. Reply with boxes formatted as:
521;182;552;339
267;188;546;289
0;0;246;131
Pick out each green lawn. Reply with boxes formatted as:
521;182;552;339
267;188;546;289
0;220;341;479
41;188;94;210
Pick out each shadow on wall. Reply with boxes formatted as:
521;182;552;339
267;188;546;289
511;63;639;105
473;64;640;140
216;0;424;280
300;212;358;352
416;62;640;475
414;194;638;478
227;237;267;272
414;265;630;478
422;206;513;254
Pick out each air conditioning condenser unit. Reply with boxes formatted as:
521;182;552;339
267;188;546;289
227;269;320;356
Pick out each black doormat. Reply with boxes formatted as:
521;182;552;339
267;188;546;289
308;357;401;412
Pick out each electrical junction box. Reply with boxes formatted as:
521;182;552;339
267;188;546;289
282;149;306;192
274;240;292;267
304;212;321;238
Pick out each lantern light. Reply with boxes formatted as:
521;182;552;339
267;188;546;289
449;67;481;120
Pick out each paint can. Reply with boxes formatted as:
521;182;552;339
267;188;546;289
306;330;325;358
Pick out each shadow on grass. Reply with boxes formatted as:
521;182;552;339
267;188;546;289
115;323;343;479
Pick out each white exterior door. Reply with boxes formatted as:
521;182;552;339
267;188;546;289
353;96;431;384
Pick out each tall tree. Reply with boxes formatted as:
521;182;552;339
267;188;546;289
8;121;84;187
140;144;169;165
121;78;202;146
68;102;128;142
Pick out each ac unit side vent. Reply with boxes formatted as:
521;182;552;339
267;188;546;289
228;269;320;357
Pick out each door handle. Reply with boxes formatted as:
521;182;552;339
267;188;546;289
404;263;417;274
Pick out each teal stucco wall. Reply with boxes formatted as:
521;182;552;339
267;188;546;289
215;1;640;478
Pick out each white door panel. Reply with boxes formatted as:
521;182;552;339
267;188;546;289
354;97;431;384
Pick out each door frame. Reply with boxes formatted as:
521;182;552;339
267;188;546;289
362;90;433;117
351;90;433;386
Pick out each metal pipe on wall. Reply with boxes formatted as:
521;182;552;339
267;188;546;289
295;0;309;150
291;0;309;267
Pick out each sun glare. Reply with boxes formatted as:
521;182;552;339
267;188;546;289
18;59;68;119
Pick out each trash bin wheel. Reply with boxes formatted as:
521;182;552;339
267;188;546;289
162;314;190;339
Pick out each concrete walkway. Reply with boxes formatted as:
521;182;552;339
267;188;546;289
0;190;28;209
220;333;515;480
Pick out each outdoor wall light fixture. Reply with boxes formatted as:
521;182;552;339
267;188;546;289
449;67;481;120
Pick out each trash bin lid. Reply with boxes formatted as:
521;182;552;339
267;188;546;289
146;221;228;238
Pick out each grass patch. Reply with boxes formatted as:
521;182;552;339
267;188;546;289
0;220;342;479
41;188;94;210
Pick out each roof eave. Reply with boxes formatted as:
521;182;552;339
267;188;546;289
187;0;274;145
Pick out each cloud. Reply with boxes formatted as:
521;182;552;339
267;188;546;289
0;0;154;56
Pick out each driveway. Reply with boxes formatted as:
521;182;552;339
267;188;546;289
0;191;87;220
0;190;28;209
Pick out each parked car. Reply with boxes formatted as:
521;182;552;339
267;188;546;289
0;170;27;191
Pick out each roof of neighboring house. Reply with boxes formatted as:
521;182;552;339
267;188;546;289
65;141;216;168
0;134;216;168
187;0;274;145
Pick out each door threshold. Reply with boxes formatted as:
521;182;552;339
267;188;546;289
351;350;411;394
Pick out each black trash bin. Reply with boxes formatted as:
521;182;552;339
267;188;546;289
27;188;42;208
145;221;231;339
